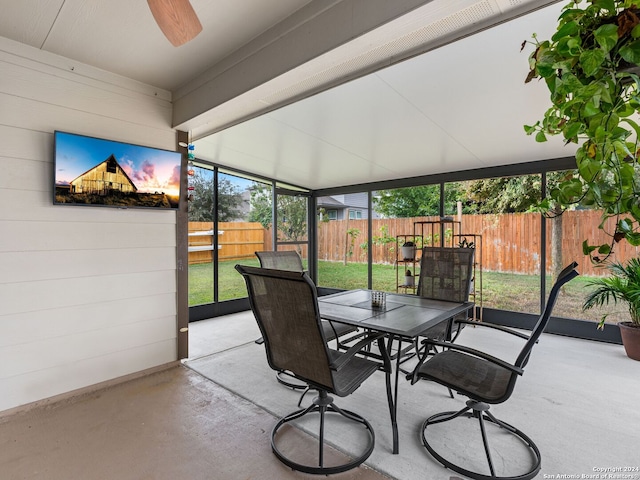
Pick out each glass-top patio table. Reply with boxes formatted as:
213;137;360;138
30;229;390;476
318;289;474;454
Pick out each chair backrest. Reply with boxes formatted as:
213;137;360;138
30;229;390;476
514;261;579;369
255;250;304;272
416;247;475;302
235;264;335;391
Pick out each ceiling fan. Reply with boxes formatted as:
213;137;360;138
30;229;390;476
147;0;202;47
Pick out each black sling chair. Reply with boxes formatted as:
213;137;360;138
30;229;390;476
236;264;391;475
407;247;475;374
408;262;578;480
415;246;475;343
255;251;357;348
254;251;358;391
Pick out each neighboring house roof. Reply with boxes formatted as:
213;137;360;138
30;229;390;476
316;196;345;208
317;193;374;210
317;193;382;219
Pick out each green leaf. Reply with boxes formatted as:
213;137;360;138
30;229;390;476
551;21;579;42
582;189;596;206
612;139;632;160
535;131;547;142
598;81;613;104
537;198;551;211
619;161;635;191
594;23;619;53
627;232;640;246
592;0;615;14
566;37;582;57
531;42;556;78
558;8;586;22
629;201;640;222
619;40;640;65
621;117;640;137
619;218;633;233
588;180;602;200
582;101;599;117
560;72;584;92
617;103;636;118
601;187;620;203
562;177;584;197
563;121;582;140
536;62;556;78
611;126;632;142
543;73;559;94
597;243;612;255
606;112;620;130
578;158;601;182
583;240;598;255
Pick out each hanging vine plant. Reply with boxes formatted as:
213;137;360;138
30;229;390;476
523;0;640;262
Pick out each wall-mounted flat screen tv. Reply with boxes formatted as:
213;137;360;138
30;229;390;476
54;131;182;209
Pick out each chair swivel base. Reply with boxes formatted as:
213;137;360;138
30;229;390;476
276;371;309;390
271;390;375;475
421;400;541;480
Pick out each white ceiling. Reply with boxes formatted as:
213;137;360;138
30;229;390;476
0;0;575;191
0;0;312;91
194;1;574;190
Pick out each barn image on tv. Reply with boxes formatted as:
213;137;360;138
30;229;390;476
54;131;181;209
69;154;138;195
56;152;178;209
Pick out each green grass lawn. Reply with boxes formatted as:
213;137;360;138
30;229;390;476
189;260;625;324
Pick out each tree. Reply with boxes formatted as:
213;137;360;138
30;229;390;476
373;183;469;218
217;178;244;222
188;172;243;222
248;185;308;245
277;194;308;244
374;176;571;282
465;174;567;281
247;184;272;228
465;176;542;213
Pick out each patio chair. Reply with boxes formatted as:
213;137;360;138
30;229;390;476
235;264;389;475
255;251;360;392
255;250;358;349
408;262;578;480
402;247;476;394
416;246;475;343
255;250;305;271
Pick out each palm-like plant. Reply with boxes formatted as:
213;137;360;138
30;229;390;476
583;257;640;328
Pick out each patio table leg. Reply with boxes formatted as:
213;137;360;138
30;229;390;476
384;335;400;454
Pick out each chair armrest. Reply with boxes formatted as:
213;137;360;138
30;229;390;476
454;319;531;340
418;338;524;376
329;332;386;371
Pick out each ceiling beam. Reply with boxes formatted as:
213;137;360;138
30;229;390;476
174;0;561;139
172;0;436;133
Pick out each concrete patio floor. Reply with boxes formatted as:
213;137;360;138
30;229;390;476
1;310;638;479
188;311;639;478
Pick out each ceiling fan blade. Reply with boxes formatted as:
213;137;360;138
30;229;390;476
147;0;203;47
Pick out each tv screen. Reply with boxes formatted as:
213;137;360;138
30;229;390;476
54;131;182;209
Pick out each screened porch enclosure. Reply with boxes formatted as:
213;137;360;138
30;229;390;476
186;160;627;345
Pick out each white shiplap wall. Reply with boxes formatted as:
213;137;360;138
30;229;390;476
0;37;179;412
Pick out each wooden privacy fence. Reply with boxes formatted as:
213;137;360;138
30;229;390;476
189;211;640;275
317;211;640;277
188;222;266;264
